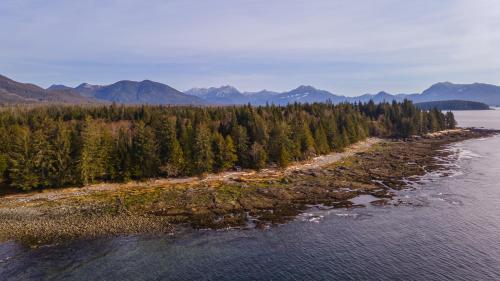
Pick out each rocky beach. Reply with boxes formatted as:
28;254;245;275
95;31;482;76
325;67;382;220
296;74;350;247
0;128;496;246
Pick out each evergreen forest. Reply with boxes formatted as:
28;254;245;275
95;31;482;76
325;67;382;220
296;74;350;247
0;100;456;191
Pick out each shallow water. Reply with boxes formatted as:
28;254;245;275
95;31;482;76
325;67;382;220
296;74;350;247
1;110;500;280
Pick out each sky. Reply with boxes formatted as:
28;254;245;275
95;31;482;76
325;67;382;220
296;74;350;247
1;0;500;96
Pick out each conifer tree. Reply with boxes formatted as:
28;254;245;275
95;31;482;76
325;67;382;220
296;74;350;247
300;123;316;159
231;125;249;168
49;122;72;186
223;135;238;170
8;127;39;190
313;126;330;155
80;119;107;185
192;124;213;174
0;127;8;182
29;129;54;188
249;142;267;170
115;127;132;181
100;128;116;180
0;156;6;183
427;111;439;132
324;116;342;151
178;120;194;174
212;132;226;172
278;146;291;168
289;122;303;160
158;118;184;177
132;121;160;178
445;111;457;129
269;123;291;167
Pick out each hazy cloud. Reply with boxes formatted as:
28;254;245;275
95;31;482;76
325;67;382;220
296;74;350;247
1;0;500;95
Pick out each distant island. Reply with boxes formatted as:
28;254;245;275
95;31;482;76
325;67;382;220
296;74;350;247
415;100;491;111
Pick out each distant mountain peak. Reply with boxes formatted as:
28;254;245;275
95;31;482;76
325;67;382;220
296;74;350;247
77;82;97;88
206;85;240;94
47;84;71;91
0;74;94;104
184;85;245;104
89;79;205;105
219;85;239;91
294;85;317;92
430;81;456;88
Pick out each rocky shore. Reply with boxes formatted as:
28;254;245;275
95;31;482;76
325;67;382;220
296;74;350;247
0;128;497;245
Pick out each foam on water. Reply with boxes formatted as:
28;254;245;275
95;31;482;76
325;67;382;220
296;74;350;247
457;148;483;159
350;194;379;205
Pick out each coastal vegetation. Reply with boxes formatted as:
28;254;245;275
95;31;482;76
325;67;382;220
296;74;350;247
0;100;456;191
1;128;495;245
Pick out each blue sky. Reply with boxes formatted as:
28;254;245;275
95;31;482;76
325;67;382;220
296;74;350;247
1;0;500;96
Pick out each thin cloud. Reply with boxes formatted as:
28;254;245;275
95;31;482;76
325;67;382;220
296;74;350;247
1;0;499;95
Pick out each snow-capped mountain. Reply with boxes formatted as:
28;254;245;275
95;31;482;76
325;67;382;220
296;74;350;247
185;85;344;105
74;83;104;98
7;73;500;106
185;86;248;104
348;91;408;104
270;85;345;105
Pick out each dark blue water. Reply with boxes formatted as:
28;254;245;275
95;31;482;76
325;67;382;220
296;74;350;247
1;110;500;280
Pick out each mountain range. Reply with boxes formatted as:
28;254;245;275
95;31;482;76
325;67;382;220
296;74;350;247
2;73;500;106
0;75;205;105
0;75;94;104
185;82;500;106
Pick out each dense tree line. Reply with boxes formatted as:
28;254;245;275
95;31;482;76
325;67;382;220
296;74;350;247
0;100;455;190
415;100;490;111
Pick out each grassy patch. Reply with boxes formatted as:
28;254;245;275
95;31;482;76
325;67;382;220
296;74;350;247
216;184;243;201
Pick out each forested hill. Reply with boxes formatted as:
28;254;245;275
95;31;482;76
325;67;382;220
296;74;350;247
0;75;94;104
0;101;456;191
415;100;490;111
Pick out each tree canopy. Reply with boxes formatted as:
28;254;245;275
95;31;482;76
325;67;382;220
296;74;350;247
0;101;455;190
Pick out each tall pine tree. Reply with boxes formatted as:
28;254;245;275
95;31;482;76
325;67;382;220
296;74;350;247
192;124;213;174
132;121;160;178
158;118;184;176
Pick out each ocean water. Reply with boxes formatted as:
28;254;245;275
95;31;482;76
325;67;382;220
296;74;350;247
1;109;500;280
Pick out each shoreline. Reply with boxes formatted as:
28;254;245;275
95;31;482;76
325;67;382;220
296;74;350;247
0;128;497;245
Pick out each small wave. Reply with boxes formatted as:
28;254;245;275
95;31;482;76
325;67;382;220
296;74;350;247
297;212;326;223
458;149;482;159
308;216;323;223
335;213;359;218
